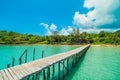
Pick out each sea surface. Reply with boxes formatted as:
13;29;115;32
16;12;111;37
0;45;120;80
65;46;120;80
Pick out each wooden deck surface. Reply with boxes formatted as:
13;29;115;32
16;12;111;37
0;44;90;80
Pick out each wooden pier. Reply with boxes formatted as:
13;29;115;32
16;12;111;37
0;44;90;80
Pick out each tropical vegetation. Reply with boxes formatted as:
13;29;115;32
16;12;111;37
0;29;120;45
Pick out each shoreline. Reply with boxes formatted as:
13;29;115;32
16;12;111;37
0;43;82;46
0;43;120;47
91;44;120;47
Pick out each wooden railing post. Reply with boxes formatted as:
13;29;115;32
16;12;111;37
25;50;28;63
42;50;44;58
7;64;10;68
19;49;28;64
33;48;35;61
12;57;15;67
19;57;22;64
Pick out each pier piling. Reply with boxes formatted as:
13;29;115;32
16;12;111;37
52;64;55;77
58;62;60;80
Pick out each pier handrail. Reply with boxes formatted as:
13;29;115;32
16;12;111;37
19;49;28;64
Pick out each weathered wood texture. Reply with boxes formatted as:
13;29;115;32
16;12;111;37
0;44;90;80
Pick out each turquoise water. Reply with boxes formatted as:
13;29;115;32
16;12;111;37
1;45;120;80
0;45;79;70
65;46;120;80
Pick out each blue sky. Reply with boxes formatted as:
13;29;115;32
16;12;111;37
0;0;120;35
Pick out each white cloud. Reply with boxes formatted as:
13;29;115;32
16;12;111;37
73;0;120;27
79;28;120;33
60;26;74;36
40;22;52;35
47;29;52;35
60;28;69;36
40;22;48;29
40;23;58;35
50;24;57;31
67;26;73;33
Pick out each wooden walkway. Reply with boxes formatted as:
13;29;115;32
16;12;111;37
0;44;90;80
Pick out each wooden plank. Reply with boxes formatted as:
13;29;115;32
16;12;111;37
4;69;14;80
22;63;35;74
13;66;27;78
31;63;41;72
25;62;40;72
33;61;46;68
19;65;34;79
20;65;33;74
19;66;29;76
0;72;3;80
10;67;21;79
7;68;19;80
20;61;41;79
0;70;9;80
